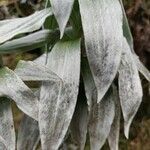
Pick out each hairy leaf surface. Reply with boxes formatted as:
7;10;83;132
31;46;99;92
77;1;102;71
0;98;15;150
0;30;53;54
134;55;150;82
108;86;121;150
119;0;150;81
0;8;52;44
70;92;88;150
79;0;123;103
17;115;39;150
89;88;115;150
81;57;95;111
49;0;75;38
38;40;81;149
0;67;38;120
82;57;115;149
119;38;143;138
15;60;60;82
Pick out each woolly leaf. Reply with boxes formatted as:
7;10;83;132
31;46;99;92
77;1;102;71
70;90;88;150
119;0;150;81
15;60;60;82
79;0;123;103
118;38;143;138
17;115;39;150
49;0;75;38
108;86;121;150
0;67;38;120
81;57;95;111
0;98;15;150
0;30;59;54
0;8;52;44
134;55;150;82
38;39;81;149
82;57;115;149
88;88;115;150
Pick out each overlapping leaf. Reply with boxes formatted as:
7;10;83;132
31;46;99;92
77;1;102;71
0;30;56;54
79;0;123;103
15;60;60;82
118;38;143;138
108;86;121;150
0;67;38;120
82;57;116;149
0;8;52;44
37;39;80;150
70;91;88;150
88;88;115;150
119;0;150;82
134;55;150;82
49;0;75;38
0;98;15;150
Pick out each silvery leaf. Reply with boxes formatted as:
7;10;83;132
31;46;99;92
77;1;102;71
0;8;52;44
17;115;39;150
119;0;134;49
81;57;95;111
39;39;81;150
17;90;41;150
0;67;38;120
70;92;88;150
15;60;60;82
0;98;15;150
88;88;115;150
108;86;121;150
134;55;150;82
119;0;150;80
0;30;52;54
79;0;123;103
118;38;143;138
49;0;75;38
0;135;7;150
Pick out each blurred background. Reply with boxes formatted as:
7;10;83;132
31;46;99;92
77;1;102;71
0;0;149;149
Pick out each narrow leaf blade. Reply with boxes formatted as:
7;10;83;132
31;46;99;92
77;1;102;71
70;90;88;150
50;0;75;38
88;88;115;150
79;0;123;102
0;98;15;150
17;115;39;150
0;8;52;44
38;39;81;149
15;60;60;82
108;86;121;150
0;30;51;54
0;67;38;120
119;38;143;138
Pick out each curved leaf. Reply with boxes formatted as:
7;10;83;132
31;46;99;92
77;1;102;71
0;8;52;44
70;90;88;150
81;57;95;111
38;39;81;150
15;60;60;82
0;98;15;150
118;38;143;138
108;86;121;150
0;67;38;120
0;30;55;54
49;0;75;38
79;0;123;103
119;0;150;81
88;88;115;150
134;55;150;82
